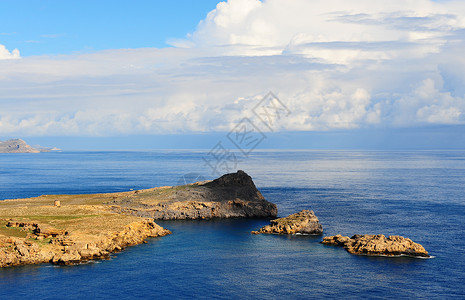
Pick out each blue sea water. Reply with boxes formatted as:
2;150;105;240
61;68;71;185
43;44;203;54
0;150;464;299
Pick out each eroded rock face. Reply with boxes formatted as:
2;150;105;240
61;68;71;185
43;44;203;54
0;219;171;267
109;170;278;220
251;210;323;235
322;234;429;257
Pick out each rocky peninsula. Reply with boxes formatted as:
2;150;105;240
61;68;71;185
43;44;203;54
322;234;430;257
0;171;277;267
252;210;323;235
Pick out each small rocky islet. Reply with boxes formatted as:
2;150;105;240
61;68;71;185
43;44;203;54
250;209;429;258
0;170;430;268
251;209;323;235
321;234;430;258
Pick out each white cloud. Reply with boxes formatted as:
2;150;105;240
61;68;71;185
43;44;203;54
1;0;465;136
0;44;20;60
175;0;465;60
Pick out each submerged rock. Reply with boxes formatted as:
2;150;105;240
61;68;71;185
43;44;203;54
251;210;323;235
322;234;429;258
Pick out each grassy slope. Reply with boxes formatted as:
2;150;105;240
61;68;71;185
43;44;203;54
0;188;161;239
0;183;202;238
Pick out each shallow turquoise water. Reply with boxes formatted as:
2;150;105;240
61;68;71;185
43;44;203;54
0;150;464;299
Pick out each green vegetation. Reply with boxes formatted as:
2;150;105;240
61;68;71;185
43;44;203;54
31;237;52;246
0;224;28;238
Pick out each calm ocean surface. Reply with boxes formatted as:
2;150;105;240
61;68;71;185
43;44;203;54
0;150;464;299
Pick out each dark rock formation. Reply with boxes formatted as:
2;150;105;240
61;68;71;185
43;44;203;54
322;234;429;257
251;209;323;234
109;170;278;220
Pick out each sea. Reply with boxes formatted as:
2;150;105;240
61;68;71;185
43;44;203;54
0;150;464;299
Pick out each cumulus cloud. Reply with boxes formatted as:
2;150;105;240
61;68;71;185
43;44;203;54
1;0;465;136
0;44;20;60
174;0;465;59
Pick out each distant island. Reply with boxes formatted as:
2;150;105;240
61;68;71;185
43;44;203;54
0;139;59;153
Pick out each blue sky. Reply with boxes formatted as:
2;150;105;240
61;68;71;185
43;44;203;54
1;0;465;149
0;0;220;55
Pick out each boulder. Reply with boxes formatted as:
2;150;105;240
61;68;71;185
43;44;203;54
322;234;429;257
252;210;323;235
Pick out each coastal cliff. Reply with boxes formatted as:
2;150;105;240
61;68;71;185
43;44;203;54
108;170;278;220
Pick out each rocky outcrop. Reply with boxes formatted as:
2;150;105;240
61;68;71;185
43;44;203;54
109;170;278;220
321;234;429;258
251;210;323;235
0;219;171;267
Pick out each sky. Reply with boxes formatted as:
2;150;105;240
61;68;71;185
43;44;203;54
1;0;465;149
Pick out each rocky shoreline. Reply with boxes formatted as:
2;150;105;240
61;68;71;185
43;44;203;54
0;219;170;267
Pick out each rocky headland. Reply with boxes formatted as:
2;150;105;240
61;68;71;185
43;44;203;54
322;234;429;258
108;170;278;220
251;209;323;235
0;170;276;267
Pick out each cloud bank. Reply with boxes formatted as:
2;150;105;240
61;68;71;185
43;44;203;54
1;0;465;136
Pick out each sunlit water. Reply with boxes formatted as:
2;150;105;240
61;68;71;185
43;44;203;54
1;150;464;299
